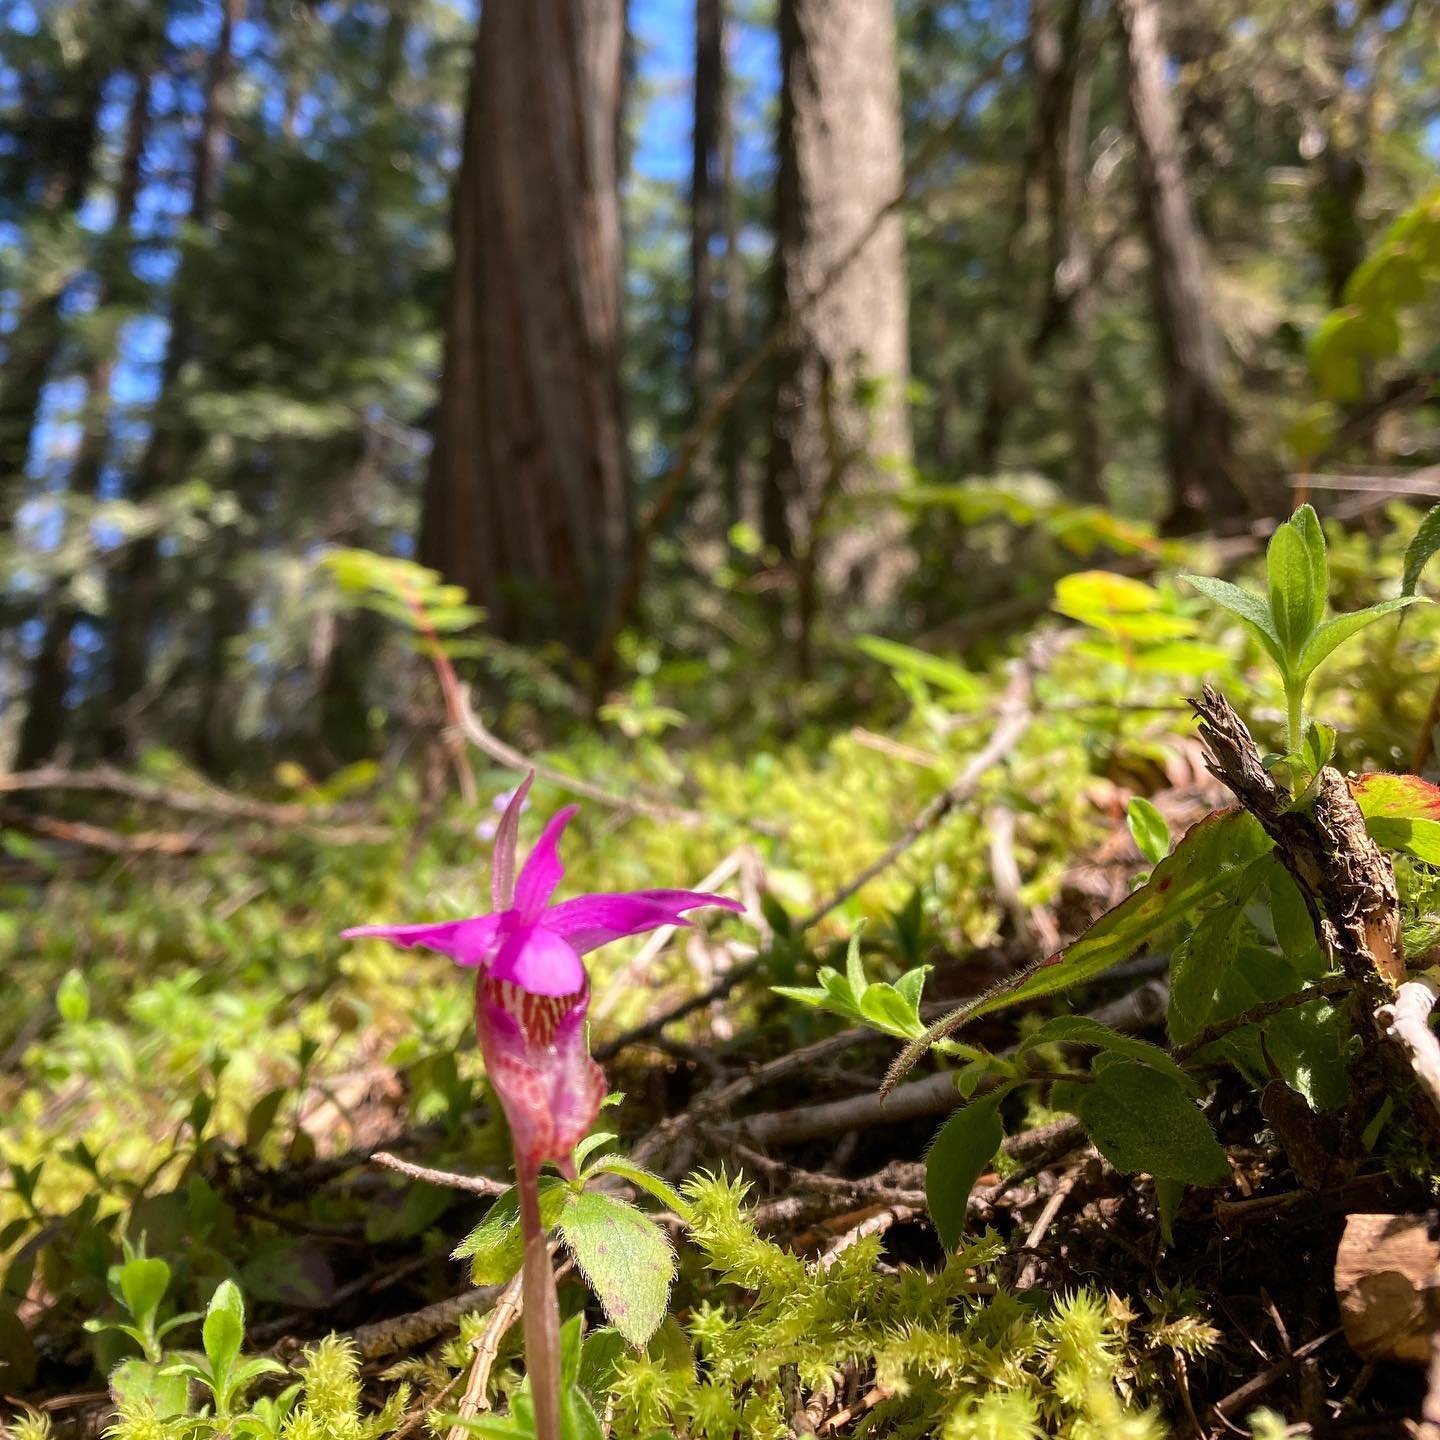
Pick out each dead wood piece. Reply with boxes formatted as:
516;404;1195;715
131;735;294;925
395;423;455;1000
1190;685;1404;998
1335;1213;1440;1367
348;1286;504;1360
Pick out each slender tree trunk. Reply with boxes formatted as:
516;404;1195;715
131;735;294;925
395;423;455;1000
971;0;1084;475
421;0;629;653
104;0;241;753
767;0;911;637
0;65;103;501
17;72;153;769
691;0;725;426
719;16;755;531
1113;0;1247;531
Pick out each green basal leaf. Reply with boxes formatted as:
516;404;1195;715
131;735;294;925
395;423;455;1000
572;1132;619;1170
1404;503;1440;596
557;1191;675;1346
1076;1063;1229;1185
454;1181;568;1285
1126;796;1170;865
924;1087;1010;1250
1290;504;1329;633
858;981;925;1039
1265;998;1348;1112
1297;596;1428;683
845;928;868;1004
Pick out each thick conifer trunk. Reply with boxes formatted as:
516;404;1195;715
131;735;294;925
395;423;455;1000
767;0;912;637
1113;0;1247;530
421;1;629;652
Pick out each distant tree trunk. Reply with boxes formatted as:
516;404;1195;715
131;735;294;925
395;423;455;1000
0;62;103;501
1113;0;1247;531
719;18;756;531
767;0;911;652
105;0;241;753
421;0;629;653
971;0;1084;476
1309;4;1368;308
691;0;725;423
17;71;152;769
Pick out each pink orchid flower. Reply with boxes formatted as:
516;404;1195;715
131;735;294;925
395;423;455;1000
343;773;742;1176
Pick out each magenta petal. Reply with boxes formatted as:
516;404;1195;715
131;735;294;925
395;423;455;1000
341;914;503;968
490;771;535;911
489;923;587;996
544;889;740;955
512;805;579;919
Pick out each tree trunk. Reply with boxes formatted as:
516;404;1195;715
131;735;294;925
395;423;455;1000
16;71;153;769
0;62;103;502
766;0;911;632
420;0;629;653
104;0;241;753
971;0;1085;476
1113;0;1248;531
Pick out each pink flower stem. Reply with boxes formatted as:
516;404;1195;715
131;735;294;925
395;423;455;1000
516;1161;563;1440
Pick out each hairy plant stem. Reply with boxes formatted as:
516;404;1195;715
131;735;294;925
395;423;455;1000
1287;685;1304;758
516;1164;562;1440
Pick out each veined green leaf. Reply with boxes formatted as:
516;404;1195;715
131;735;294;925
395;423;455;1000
1017;1015;1200;1095
1297;596;1428;682
1126;797;1170;865
884;810;1275;1089
1403;504;1440;596
1077;1063;1229;1185
1181;574;1286;671
1353;771;1440;821
558;1192;675;1346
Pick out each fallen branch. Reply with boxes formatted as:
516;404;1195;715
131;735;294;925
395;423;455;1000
1377;970;1440;1126
347;1285;505;1361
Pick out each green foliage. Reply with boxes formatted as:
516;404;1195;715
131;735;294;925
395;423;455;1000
772;929;940;1043
1185;504;1427;751
1306;186;1440;407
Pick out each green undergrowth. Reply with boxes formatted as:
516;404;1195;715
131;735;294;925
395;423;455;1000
3;505;1438;1431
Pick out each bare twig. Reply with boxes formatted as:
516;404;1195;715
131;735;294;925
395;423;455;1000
453;684;712;827
348;1286;505;1361
815;1205;920;1271
1171;976;1352;1064
726;978;1167;1147
1208;1328;1341;1421
371;1151;509;1198
598;663;1034;1062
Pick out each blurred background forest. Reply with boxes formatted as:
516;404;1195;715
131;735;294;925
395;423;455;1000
8;2;1440;1434
2;0;1436;773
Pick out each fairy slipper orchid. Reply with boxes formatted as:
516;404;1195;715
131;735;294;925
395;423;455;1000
343;773;741;1440
343;772;741;1173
